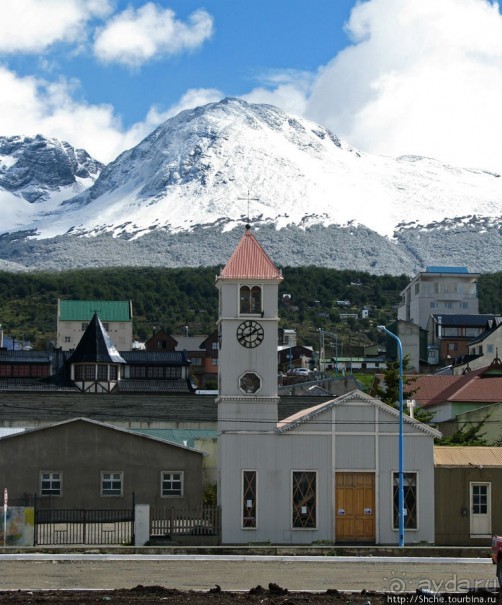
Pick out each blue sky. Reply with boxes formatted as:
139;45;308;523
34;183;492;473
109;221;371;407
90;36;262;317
1;0;502;171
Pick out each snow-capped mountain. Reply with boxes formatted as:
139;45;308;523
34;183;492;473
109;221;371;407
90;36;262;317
0;134;103;233
0;99;500;274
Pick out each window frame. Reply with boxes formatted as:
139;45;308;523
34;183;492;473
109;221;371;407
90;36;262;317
161;471;184;497
392;471;418;531
242;470;257;529
291;470;317;530
239;284;262;315
40;471;63;497
101;471;124;497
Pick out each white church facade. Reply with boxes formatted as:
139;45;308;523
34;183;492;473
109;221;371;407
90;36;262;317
216;226;439;545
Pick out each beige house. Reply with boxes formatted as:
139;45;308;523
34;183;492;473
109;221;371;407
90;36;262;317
57;299;133;351
435;446;502;545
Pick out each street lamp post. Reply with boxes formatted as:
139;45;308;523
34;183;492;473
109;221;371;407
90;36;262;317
318;329;338;376
377;325;405;547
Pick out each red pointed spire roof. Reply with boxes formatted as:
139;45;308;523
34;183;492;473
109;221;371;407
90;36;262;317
218;225;282;281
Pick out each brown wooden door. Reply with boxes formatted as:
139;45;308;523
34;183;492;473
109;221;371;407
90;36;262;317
335;472;375;542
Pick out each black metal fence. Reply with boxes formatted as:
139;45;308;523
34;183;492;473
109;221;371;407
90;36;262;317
34;508;135;545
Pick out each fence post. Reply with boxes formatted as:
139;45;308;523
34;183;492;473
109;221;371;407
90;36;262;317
134;504;150;546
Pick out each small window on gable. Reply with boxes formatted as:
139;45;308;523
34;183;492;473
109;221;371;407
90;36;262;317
240;285;262;314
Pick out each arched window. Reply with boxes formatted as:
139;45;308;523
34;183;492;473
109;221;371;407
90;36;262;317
240;285;262;314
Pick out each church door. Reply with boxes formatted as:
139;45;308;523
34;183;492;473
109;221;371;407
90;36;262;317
335;472;375;543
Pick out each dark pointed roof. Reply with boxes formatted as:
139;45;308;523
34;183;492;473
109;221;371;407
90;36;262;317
68;313;126;365
218;225;282;281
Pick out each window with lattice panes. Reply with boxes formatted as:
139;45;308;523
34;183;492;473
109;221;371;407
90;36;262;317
292;471;317;529
393;472;417;529
472;484;488;514
161;471;183;497
40;471;62;496
242;471;257;528
101;471;123;496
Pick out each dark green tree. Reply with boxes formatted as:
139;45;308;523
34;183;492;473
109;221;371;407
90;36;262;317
374;356;435;425
437;417;488;446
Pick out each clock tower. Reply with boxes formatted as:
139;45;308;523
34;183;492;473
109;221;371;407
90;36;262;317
215;225;283;432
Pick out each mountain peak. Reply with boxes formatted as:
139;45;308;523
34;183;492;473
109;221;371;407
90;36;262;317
0;100;500;275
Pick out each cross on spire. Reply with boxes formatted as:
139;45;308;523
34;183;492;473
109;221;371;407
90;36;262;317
238;190;259;224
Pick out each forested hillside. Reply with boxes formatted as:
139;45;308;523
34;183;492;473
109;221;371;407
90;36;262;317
0;267;500;351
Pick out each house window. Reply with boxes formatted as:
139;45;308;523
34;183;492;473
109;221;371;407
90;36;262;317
81;323;87;331
191;358;202;366
211;358;218;366
487;344;494;354
97;365;108;380
448;343;458;351
240;285;262;314
472;484;488;514
161;471;183;497
40;471;62;496
110;365;118;380
157;340;167;349
212;341;219;350
0;365;12;377
292;471;317;529
84;365;95;380
130;366;147;378
242;471;257;528
103;323;110;331
65;336;71;343
101;471;123;496
393;472;417;530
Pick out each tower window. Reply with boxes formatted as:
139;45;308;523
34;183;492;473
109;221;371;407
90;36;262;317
240;285;262;314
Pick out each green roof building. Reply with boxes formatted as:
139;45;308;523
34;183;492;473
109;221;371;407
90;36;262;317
57;299;133;352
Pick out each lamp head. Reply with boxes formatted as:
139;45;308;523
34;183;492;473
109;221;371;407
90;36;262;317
377;325;386;333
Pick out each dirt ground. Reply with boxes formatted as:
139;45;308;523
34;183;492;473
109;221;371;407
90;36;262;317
0;586;499;604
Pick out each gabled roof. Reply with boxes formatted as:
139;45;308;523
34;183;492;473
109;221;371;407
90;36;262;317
422;361;502;407
59;300;132;321
173;335;208;351
469;316;502;346
434;446;502;467
0;417;203;454
276;389;441;437
217;225;283;281
405;375;461;406
68;313;126;365
431;314;495;327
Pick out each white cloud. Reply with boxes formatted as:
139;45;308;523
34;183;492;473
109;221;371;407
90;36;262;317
304;0;502;171
93;3;214;67
0;0;112;54
0;66;134;163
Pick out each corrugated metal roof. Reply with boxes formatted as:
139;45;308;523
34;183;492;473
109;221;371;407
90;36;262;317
130;428;217;448
0;427;26;438
59;300;131;321
434;446;502;467
426;266;469;274
218;226;283;281
120;351;189;365
172;336;207;351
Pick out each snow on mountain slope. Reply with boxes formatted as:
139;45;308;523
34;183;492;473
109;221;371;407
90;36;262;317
0;135;103;233
7;98;500;241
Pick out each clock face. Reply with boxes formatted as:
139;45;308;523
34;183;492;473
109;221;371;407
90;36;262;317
236;320;264;348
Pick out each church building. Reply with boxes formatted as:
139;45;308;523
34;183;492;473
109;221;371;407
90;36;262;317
216;225;439;545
